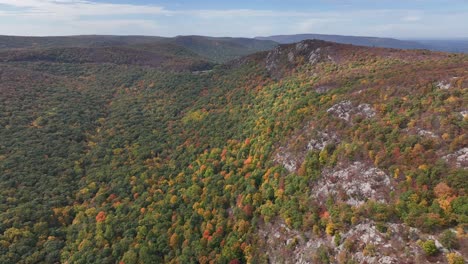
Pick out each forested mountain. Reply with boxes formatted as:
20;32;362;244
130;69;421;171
256;34;427;49
256;34;468;54
0;35;165;50
0;38;467;264
0;35;277;63
170;36;278;63
0;44;213;71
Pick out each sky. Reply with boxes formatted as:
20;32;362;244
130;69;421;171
0;0;467;39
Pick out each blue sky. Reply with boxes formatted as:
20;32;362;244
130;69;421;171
0;0;467;39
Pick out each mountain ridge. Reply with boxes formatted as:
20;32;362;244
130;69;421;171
255;33;428;49
0;35;278;63
256;33;468;53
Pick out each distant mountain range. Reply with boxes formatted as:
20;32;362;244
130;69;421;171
256;34;426;50
0;34;466;70
0;35;277;63
256;34;468;53
417;39;468;53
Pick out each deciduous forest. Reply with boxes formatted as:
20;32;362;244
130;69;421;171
0;37;466;263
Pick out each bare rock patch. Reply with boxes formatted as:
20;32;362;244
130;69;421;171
327;101;376;122
443;147;468;169
311;162;393;206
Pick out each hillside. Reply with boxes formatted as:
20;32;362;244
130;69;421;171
0;44;214;71
170;36;278;63
0;35;165;50
256;33;427;50
0;39;467;264
0;35;278;63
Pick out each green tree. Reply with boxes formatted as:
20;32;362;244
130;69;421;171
420;240;438;256
440;230;459;249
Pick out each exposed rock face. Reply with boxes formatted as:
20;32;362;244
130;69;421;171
258;220;324;264
287;51;295;62
327;100;353;121
417;128;438;138
443;148;468;169
437;81;452;90
274;101;376;174
436;77;462;89
327;101;376;122
265;40;335;78
295;42;309;51
403;127;440;139
315;86;334;93
257;219;450;264
357;103;376;118
308;47;322;64
274;126;339;173
274;150;301;172
460;110;468;119
337;222;450;264
307;131;338;151
311;162;393;206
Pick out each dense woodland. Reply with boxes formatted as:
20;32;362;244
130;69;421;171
0;37;467;263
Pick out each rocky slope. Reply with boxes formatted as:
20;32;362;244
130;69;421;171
252;40;468;263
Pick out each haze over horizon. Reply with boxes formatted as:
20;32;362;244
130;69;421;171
0;0;467;39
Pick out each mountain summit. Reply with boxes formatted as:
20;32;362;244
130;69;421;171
256;33;427;49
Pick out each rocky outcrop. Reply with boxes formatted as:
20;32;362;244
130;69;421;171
307;131;338;152
327;101;376;122
258;220;323;264
265;40;336;78
460;110;468;119
443;148;468;169
274;125;339;173
417;128;439;139
437;80;452;90
311;162;393;206
258;219;454;264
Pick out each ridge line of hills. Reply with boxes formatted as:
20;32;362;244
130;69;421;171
0;34;467;67
257;33;468;53
0;35;278;64
0;34;466;76
256;33;426;49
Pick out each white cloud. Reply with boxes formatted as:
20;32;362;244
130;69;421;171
0;19;160;36
186;9;313;18
401;15;422;22
0;1;311;19
365;12;468;39
0;0;170;18
0;0;466;38
297;17;348;33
